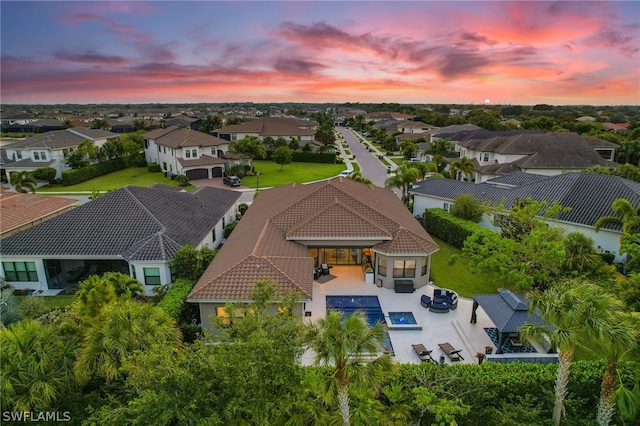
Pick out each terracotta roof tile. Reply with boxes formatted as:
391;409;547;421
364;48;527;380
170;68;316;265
0;191;77;235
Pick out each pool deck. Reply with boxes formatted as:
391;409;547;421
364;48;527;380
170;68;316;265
301;266;496;366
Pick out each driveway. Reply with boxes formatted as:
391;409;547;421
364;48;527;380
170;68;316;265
190;177;255;204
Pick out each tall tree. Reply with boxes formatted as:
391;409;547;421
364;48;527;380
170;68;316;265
64;140;97;169
304;310;393;426
519;281;623;426
450;193;483;223
229;135;267;161
348;171;372;185
594;198;640;234
429;138;454;155
450;156;475;181
385;163;419;206
400;141;418;159
562;232;605;276
170;245;216;282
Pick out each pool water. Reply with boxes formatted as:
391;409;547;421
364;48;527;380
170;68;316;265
326;295;394;355
388;312;417;325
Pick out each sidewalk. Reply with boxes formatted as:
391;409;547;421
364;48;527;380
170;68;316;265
348;129;399;172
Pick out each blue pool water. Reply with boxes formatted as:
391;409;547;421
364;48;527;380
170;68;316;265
326;296;394;355
388;312;417;325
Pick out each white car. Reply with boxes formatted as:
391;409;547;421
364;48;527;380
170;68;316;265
338;171;353;177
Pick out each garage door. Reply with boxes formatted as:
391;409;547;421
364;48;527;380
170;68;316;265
186;169;208;180
211;167;223;178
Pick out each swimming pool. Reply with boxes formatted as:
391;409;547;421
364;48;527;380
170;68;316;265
326;295;394;355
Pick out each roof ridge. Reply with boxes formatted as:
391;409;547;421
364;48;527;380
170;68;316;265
122;186;167;231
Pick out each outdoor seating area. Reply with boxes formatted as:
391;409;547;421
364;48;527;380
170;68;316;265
433;288;458;310
412;343;435;362
439;342;464;361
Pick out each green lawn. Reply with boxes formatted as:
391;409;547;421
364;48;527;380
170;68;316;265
38;168;185;193
243;160;346;188
429;236;499;298
17;295;75;316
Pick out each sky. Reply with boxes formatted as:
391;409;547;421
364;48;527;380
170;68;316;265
1;1;639;105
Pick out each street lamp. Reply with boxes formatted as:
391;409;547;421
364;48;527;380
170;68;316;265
256;171;260;191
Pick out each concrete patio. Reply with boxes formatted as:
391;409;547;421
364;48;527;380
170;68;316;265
301;266;496;365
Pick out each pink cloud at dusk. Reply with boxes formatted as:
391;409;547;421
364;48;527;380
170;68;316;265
1;1;638;105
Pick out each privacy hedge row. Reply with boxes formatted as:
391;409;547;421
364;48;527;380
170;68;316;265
61;158;126;186
157;278;195;322
147;163;162;172
421;208;488;249
32;167;57;183
265;150;337;163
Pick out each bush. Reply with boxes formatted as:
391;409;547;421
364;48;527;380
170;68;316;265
175;174;190;186
147;163;162;172
226;164;250;178
422;208;488;248
157;278;195;322
224;222;237;238
32;167;57;183
238;203;249;215
61;158;126;186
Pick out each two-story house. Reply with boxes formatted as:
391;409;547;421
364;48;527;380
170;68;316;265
214;117;316;144
3;127;119;179
143;126;246;180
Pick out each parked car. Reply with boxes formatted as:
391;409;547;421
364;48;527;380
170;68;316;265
338;170;353;177
223;176;241;187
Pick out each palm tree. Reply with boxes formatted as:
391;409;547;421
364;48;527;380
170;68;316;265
450;156;474;181
0;287;22;328
592;316;638;426
229;135;267;162
385;163;419;206
594;198;640;234
304;310;393;426
10;171;37;193
400;141;417;159
75;300;181;383
348;171;372;185
0;320;79;411
519;281;622;426
100;272;144;299
562;232;603;275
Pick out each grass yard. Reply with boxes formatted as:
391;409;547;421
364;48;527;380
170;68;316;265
429;236;499;298
242;160;346;188
17;295;75;317
38;168;185;193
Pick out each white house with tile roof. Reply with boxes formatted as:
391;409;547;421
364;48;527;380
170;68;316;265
188;178;439;329
143;126;246;180
3;127;119;180
410;172;640;261
0;185;241;294
214;117;316;144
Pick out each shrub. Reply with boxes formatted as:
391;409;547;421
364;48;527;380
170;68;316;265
422;208;488;249
226;164;248;178
61;158;126;186
147;163;162;172
175;174;190;186
450;194;484;223
224;222;237;238
238;203;249;215
157;278;195;321
32;167;57;183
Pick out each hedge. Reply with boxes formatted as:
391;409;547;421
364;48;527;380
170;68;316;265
421;208;489;249
33;167;57;183
157;278;195;321
62;158;126;186
264;150;337;164
147;162;162;172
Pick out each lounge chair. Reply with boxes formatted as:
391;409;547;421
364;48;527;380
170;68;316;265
412;344;435;362
438;342;464;361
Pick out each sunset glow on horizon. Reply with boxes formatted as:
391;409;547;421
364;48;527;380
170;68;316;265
1;1;639;105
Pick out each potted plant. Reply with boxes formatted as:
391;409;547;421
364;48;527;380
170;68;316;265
476;352;486;365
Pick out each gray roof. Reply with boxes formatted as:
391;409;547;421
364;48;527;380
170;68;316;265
3;158;55;169
7;128;118;150
474;292;545;333
411;172;640;231
485;172;549;187
0;185;240;260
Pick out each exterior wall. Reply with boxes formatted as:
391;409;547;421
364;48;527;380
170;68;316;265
412;194;454;217
151;143;181;175
198;301;304;330
372;253;431;290
130;261;172;287
0;257;47;290
519;168;565;177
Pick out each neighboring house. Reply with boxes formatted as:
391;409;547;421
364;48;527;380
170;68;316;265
5;119;66;133
0;189;77;238
1;112;37;126
143;126;242;180
166;116;202;130
410;171;640;260
365;112;415;122
396;120;433;134
0;185;241;293
188;178;439;329
214;117;316;144
2;127;119;179
440;130;616;182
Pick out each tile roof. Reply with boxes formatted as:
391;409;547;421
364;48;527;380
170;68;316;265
216;117;315;136
7;128;118;150
0;185;240;259
177;154;227;167
411;172;640;230
0;191;77;235
3;158;55;168
189;178;438;301
142;126;228;148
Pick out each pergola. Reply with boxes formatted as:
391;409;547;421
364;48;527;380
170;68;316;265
470;291;546;354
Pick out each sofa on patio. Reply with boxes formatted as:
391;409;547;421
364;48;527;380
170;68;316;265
433;288;458;310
